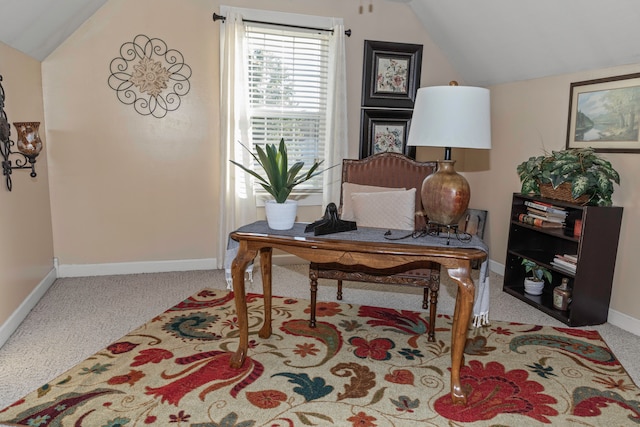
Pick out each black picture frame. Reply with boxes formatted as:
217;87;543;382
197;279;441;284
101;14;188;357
360;109;415;159
566;72;640;153
361;40;423;108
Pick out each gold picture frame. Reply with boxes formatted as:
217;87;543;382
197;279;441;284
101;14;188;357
566;72;640;153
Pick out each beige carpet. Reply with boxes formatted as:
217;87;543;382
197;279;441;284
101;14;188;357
0;264;638;412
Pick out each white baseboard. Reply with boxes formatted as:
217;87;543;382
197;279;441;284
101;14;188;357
489;259;505;276
57;258;218;278
607;308;640;337
0;268;57;348
272;253;307;265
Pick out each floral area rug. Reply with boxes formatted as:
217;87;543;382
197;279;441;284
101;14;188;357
1;288;639;426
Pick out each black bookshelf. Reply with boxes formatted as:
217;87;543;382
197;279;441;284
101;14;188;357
503;193;623;326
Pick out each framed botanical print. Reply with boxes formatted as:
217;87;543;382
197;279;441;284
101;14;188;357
360;109;415;159
361;40;423;108
567;72;640;152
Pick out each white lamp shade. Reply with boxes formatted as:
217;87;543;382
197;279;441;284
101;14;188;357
407;85;491;149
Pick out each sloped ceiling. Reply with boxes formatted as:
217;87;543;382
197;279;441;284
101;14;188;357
1;0;640;87
410;0;640;86
0;0;108;63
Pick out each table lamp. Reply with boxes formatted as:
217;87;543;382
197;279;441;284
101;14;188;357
407;81;491;227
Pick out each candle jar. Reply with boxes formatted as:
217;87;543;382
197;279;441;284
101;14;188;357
13;122;42;159
573;219;583;237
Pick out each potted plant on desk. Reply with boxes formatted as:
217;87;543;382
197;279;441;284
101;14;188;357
521;259;553;295
516;147;620;206
230;138;328;230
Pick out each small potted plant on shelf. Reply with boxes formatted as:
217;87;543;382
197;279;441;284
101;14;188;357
230;138;328;230
516;147;620;206
521;258;552;295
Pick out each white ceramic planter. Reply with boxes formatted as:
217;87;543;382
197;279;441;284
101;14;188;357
524;278;545;295
264;199;298;230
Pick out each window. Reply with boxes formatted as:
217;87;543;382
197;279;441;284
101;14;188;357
245;24;329;194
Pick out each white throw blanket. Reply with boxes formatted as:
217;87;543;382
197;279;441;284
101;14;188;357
224;241;254;288
226;222;490;328
473;258;490;327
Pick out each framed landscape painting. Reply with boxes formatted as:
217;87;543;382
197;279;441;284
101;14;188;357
359;109;415;159
567;72;640;153
361;40;423;108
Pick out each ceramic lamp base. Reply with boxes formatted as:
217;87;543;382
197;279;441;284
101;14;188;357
421;160;470;226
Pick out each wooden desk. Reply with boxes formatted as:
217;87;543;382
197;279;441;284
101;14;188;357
228;222;487;405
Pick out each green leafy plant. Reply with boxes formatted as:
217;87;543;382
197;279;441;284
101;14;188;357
521;258;552;283
516;147;620;206
230;138;329;203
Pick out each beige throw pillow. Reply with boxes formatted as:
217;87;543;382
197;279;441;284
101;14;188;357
341;183;405;221
350;188;416;231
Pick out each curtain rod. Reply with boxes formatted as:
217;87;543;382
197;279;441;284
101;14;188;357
212;13;351;37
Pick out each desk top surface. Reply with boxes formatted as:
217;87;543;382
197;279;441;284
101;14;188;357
232;221;488;254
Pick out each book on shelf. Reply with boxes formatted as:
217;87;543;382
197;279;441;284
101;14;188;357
554;254;577;264
552;257;577;271
562;254;578;263
550;261;576;274
523;200;567;215
525;212;566;224
526;207;568;219
517;213;564;228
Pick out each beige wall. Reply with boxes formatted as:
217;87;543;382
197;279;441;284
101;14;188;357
471;65;640;322
0;43;54;325
42;0;459;267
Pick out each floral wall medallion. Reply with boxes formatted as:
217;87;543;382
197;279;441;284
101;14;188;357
108;34;192;118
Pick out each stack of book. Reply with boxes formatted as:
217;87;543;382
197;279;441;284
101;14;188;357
551;253;577;274
518;200;568;228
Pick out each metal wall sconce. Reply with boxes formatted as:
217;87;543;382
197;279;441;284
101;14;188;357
0;74;43;191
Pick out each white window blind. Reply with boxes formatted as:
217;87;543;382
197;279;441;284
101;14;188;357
245;24;329;192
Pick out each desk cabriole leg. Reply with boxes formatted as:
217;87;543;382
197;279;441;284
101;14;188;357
447;263;475;405
230;242;258;369
259;248;273;339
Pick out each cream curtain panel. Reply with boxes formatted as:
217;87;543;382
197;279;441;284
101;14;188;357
323;21;349;208
218;8;348;271
218;10;255;271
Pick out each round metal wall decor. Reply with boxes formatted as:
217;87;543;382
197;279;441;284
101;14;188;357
108;34;192;118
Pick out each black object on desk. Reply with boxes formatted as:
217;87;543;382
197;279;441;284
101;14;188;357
304;203;357;236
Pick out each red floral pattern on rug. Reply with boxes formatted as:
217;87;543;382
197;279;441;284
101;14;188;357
1;289;638;426
434;360;558;423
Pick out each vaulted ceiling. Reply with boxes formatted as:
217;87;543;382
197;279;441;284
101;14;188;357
412;0;640;86
0;0;108;63
1;0;639;86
